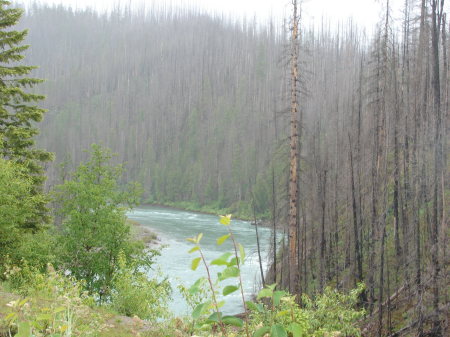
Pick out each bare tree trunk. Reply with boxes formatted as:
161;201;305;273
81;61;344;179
414;2;427;334
393;46;402;262
252;200;265;288
288;0;300;295
378;225;387;337
430;1;443;335
400;0;411;290
320;169;327;292
271;167;277;284
349;133;363;284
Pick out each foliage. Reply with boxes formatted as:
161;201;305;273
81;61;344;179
301;283;366;336
1;265;104;337
0;1;53;229
110;251;171;320
2;258;48;295
186;215;251;335
250;283;366;337
0;154;46;269
178;277;210;313
185;215;364;336
53;144;144;297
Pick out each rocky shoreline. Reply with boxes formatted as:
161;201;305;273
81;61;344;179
127;218;161;248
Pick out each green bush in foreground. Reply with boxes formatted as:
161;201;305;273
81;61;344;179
53;144;144;298
0;154;46;269
185;215;366;337
2;265;103;337
110;252;171;320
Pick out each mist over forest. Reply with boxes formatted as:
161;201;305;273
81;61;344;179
0;0;448;336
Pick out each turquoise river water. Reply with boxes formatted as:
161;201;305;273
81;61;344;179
127;206;272;316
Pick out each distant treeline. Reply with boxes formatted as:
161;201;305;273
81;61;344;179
19;2;448;335
20;3;283;216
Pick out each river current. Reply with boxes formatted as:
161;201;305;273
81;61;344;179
127;206;272;316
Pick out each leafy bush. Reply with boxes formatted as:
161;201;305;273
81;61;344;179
301;283;366;337
250;283;366;337
0;156;47;269
185;215;365;337
2;265;104;337
178;277;210;313
110;252;171;320
53;144;144;297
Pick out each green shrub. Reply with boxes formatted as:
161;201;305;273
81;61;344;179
2;265;103;337
249;283;366;337
110;252;171;320
53;144;144;297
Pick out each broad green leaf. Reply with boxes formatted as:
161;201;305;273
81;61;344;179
218;266;240;280
53;306;66;313
222;316;243;327
211;252;232;266
189;278;204;294
16;322;31;337
223;285;239;296
267;283;277;291
229;257;239;266
191;257;201;271
186;237;197;243
252;326;270;337
36;313;53;321
275;310;289;317
217;300;225;308
287;323;304;337
257;288;273;299
273;290;287;306
196;233;203;243
188;246;200;253
271;324;288;337
217;233;231;245
219;214;232;225
206;311;222;323
18;298;28;307
246;301;264;313
238;243;246;263
189;285;199;295
192;302;208;319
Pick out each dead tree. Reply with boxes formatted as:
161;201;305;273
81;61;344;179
288;0;300;295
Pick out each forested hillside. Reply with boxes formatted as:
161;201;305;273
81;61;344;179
8;1;449;336
20;4;283;214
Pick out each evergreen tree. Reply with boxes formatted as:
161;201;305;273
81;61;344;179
0;0;53;229
0;145;45;267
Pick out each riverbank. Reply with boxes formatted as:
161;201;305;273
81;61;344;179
139;202;285;231
127;218;161;248
141;200;271;222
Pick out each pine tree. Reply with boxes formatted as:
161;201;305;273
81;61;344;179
0;0;53;229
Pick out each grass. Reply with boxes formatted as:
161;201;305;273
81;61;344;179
0;282;182;337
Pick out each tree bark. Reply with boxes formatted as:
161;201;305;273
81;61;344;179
288;0;300;295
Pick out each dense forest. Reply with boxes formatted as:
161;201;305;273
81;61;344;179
21;3;283;215
0;0;448;336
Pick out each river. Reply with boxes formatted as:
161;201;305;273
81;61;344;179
127;205;272;316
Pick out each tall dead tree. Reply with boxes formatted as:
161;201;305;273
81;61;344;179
349;134;363;284
430;1;444;335
288;0;300;295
